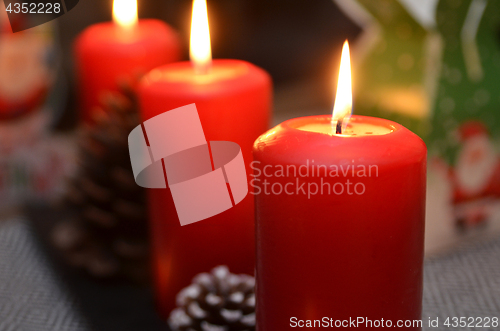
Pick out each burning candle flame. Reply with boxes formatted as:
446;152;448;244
332;40;352;134
112;0;138;29
190;0;212;74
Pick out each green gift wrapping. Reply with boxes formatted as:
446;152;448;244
335;0;500;252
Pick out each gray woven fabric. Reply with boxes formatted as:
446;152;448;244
0;217;499;330
422;236;500;330
0;219;88;331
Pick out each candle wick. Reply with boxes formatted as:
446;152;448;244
336;118;343;134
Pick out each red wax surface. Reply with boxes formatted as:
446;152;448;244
139;59;272;317
253;115;427;330
75;19;180;123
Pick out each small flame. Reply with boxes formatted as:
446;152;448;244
332;40;352;134
113;0;138;29
190;0;212;74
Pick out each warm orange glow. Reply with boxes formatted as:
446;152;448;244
332;40;352;133
190;0;212;74
112;0;138;29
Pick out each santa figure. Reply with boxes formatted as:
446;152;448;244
451;121;500;228
0;6;52;120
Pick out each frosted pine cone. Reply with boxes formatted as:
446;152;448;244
168;266;255;331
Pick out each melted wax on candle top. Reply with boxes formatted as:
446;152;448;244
146;60;250;85
297;116;395;137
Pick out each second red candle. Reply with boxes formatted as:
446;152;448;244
139;59;271;317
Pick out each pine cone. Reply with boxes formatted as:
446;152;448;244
51;80;149;283
168;266;256;331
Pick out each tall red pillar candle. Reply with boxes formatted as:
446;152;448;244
253;42;426;330
138;0;271;317
75;0;180;123
253;115;426;330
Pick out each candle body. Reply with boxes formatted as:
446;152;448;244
139;59;271;317
75;19;180;123
253;115;426;330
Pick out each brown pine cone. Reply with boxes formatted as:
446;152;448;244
51;79;150;283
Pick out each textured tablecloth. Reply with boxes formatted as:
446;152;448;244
422;237;500;326
0;218;88;331
0;217;499;331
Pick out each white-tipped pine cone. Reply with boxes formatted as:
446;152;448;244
168;266;255;331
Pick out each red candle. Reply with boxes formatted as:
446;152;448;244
253;42;426;330
138;0;271;317
75;0;180;124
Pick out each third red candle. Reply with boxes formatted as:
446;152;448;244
253;115;427;330
253;41;426;330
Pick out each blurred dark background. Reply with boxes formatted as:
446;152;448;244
57;0;361;121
